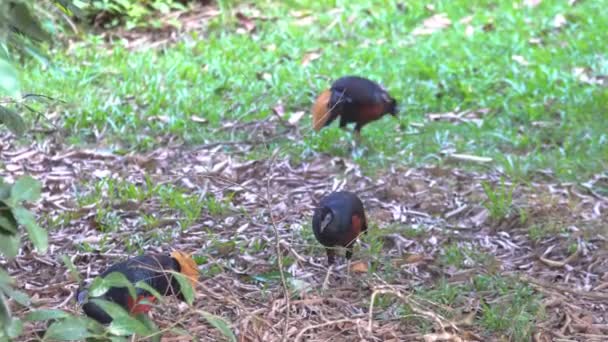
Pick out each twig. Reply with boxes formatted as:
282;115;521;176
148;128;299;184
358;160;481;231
294;319;364;342
521;275;608;300
264;149;290;341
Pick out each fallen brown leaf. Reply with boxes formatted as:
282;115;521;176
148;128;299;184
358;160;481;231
190;115;208;124
412;13;452;36
512;55;530;66
288;111;306;125
236;12;256;33
552;13;567;28
350;261;369;273
301;50;322;67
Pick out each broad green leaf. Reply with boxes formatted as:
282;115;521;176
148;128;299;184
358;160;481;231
7;2;51;42
197;310;236;342
0;269;11;286
108;337;129;342
0;208;18;235
2;286;30;306
88;299;129;319
134;281;164;303
170;272;194;306
0;233;20;259
0;59;20;97
90;299;152;336
25;309;70;321
89;272;136;300
10;176;41;203
0;292;11;330
6;317;23;338
44;318;92;341
12;206;47;254
0;181;11;199
61;255;81;282
137;314;160;342
0;105;26;136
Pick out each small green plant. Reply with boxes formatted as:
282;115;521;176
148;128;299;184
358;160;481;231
87;0;187;29
482;177;516;221
472;275;543;341
440;243;466;267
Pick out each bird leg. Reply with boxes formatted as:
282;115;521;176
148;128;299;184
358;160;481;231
354;129;362;145
322;248;336;290
346;247;353;278
322;264;333;291
326;248;336;265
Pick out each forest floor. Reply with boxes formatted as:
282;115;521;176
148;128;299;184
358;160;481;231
1;0;608;341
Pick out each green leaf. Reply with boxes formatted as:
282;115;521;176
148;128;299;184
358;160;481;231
0;269;12;286
6;317;23;338
0;59;20;97
0;203;18;234
2;286;30;306
0;105;26;136
12;206;47;254
89;272;136;300
61;255;81;283
89;299;152;336
170;272;194;306
25;309;70;321
44;318;92;340
136;314;160;342
8;2;51;42
10;176;41;203
0;292;11;331
197;310;236;342
0;182;11;199
134;281;163;303
0;233;20;259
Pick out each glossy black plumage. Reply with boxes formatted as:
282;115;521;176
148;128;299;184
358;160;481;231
77;255;185;324
314;75;397;135
312;191;368;264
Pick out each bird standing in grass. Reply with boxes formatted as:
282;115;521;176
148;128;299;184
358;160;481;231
312;191;368;270
311;75;398;142
76;251;199;324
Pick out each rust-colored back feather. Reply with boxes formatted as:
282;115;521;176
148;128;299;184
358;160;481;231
311;89;331;131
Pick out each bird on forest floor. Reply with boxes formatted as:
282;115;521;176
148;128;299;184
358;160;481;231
311;75;398;142
76;251;199;324
312;191;368;286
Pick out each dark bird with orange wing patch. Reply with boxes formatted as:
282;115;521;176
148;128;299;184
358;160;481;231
76;251;199;324
312;191;368;265
312;76;398;140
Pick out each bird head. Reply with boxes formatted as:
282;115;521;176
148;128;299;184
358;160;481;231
318;208;338;234
382;93;398;117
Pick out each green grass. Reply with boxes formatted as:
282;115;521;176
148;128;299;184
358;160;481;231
414;275;543;341
15;0;607;181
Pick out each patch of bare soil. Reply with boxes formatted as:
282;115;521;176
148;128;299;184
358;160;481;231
1;125;607;341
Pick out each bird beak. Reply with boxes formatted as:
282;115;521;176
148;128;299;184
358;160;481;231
320;211;333;233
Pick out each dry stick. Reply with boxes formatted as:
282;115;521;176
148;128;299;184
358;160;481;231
521;275;608;300
264;151;290;342
294;319;364;342
367;288;457;334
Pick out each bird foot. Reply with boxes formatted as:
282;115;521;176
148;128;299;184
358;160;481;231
322;265;333;291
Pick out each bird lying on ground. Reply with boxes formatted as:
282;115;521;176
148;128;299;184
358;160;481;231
311;75;398;141
312;191;368;266
76;251;199;324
